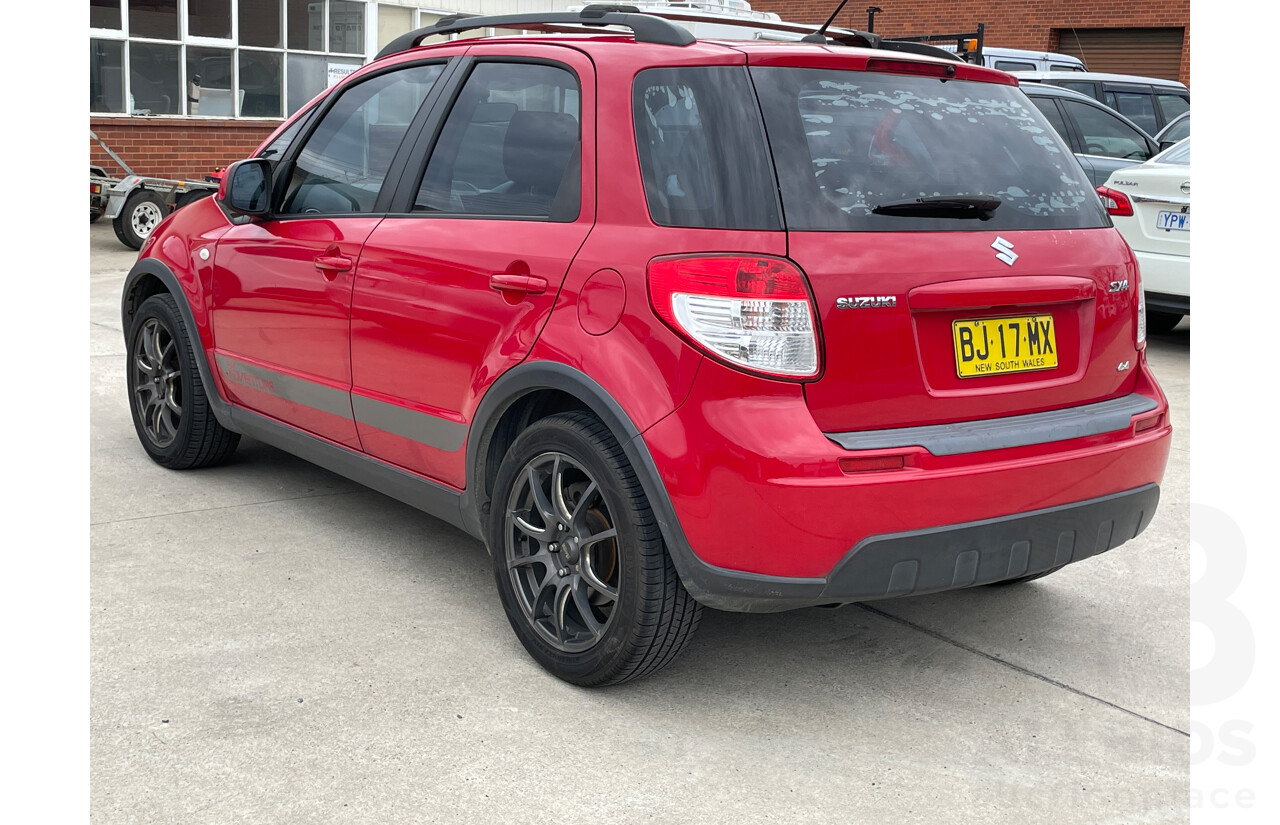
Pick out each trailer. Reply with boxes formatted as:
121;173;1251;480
91;130;222;250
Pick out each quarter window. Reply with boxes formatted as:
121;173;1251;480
415;63;582;221
1105;90;1159;135
280;63;445;215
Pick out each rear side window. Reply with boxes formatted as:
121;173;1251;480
1156;93;1189;122
751;68;1107;232
1104;90;1158;135
632;66;780;230
994;60;1037;72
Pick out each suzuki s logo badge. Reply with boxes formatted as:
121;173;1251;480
992;237;1018;266
836;296;897;309
1108;279;1129;293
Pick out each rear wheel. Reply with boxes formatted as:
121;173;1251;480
114;190;168;250
489;412;701;686
1146;310;1183;335
126;294;240;469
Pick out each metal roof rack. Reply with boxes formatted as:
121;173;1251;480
375;2;961;63
376;4;695;59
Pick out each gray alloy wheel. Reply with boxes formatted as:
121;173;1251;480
503;451;621;653
488;411;701;686
125;294;240;469
131;315;184;449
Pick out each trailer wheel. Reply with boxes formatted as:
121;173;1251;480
113;190;168;250
176;189;215;209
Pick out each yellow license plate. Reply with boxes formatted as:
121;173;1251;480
953;315;1058;378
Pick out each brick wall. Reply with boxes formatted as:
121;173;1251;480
754;0;1190;86
89;118;281;179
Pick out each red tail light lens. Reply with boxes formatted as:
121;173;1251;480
648;255;820;378
1097;185;1134;217
866;58;956;78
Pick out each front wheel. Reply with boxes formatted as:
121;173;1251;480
114;189;168;250
126;294;240;469
489;412;701;686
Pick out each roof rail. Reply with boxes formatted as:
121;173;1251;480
375;4;695;59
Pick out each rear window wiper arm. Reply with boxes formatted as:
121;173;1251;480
871;195;1002;220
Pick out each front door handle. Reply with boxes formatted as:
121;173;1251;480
489;273;548;295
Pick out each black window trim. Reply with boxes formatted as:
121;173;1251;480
384;54;588;222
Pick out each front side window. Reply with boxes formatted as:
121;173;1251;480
1062;99;1151;161
752;68;1106;231
415;63;582;221
280;63;445;215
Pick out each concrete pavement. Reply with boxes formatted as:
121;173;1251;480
89;220;1190;824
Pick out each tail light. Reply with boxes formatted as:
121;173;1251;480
1097;185;1134;217
648;255;820;379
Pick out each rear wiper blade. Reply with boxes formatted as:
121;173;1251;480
871;195;1002;220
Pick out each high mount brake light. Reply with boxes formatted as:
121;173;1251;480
1096;185;1134;217
648;255;820;379
865;58;956;78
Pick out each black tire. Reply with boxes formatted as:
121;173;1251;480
986;565;1064;586
489;411;701;686
1146;310;1183;335
176;189;215;209
113;189;168;250
126;294;240;470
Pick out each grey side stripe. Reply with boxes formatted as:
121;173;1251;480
826;393;1159;456
351;394;468;453
215;354;354;421
215;354;468;453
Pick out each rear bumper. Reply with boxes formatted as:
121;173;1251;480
1135;249;1189;310
641;358;1171;612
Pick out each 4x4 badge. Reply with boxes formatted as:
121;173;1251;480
992;237;1018;266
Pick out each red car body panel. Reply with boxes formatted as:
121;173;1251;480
126;32;1173;606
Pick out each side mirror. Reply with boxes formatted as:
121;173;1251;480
1159;139;1176;152
217;159;271;217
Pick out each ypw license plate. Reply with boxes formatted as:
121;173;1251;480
953;315;1058;378
1156;210;1190;231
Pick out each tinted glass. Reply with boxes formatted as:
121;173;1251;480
1058;80;1097;99
751;68;1106;232
90;39;125;113
188;0;231;38
1161;115;1190;144
91;0;122;28
129;41;181;115
239;0;281;47
186;47;232;116
1061;99;1151;161
632;67;780;230
1107;91;1158;135
239;50;282;117
416;63;581;220
1157;93;1190;122
994;60;1036;72
1029;96;1072;145
281;63;445;215
130;0;178;39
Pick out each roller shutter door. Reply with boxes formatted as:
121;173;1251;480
1054;28;1185;80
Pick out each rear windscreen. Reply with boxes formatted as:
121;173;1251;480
750;68;1108;232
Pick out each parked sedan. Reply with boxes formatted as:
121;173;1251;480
1022;83;1159;186
1097;138;1191;334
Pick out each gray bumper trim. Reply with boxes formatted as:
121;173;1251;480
824;393;1158;456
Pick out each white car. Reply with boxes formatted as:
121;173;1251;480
1097;137;1190;334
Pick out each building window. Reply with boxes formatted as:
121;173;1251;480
90;39;125;112
91;0;122;30
377;3;413;51
129;0;179;40
91;0;376;121
240;0;282;48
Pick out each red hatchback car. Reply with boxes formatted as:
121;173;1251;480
121;7;1171;685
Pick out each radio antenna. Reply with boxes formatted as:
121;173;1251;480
801;0;855;43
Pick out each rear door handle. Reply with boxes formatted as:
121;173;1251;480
489;273;548;295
